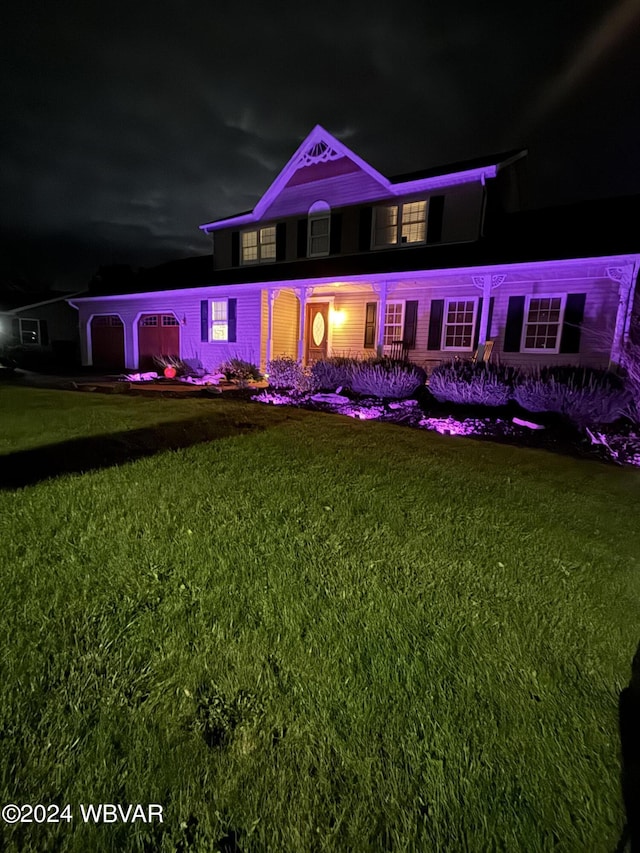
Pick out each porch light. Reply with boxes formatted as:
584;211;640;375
330;308;346;327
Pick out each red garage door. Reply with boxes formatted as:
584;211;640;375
138;314;180;371
90;315;124;370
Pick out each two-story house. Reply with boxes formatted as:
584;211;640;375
69;125;640;374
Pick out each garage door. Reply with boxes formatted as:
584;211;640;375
90;315;124;370
138;314;180;371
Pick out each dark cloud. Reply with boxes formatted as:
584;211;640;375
1;0;639;288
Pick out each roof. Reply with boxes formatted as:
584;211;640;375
388;149;527;184
0;286;87;313
81;194;640;298
200;126;521;232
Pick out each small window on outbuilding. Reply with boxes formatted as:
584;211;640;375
19;318;41;345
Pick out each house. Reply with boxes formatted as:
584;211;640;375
68;125;640;374
0;285;85;367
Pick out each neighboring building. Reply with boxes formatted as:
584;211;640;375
69;125;640;373
0;286;85;366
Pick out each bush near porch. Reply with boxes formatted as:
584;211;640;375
267;355;426;399
0;385;637;852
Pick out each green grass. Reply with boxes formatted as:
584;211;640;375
0;385;638;852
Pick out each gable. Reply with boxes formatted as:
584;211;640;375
253;126;391;220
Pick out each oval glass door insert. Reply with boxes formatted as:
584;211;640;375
312;311;325;346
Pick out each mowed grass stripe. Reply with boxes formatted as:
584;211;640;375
0;386;638;851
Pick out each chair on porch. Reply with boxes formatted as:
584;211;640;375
388;340;409;362
471;340;494;364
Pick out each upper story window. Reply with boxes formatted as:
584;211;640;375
241;226;276;264
308;200;331;257
522;295;565;352
374;200;427;248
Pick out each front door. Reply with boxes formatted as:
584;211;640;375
305;302;329;363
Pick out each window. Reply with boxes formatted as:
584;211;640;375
140;315;158;327
162;315;179;326
92;316;123;327
522;296;564;352
19;318;40;345
443;299;477;350
374;201;427;248
241;226;276;264
210;300;228;340
383;302;405;347
308;215;330;256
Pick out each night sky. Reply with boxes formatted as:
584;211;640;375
1;0;639;290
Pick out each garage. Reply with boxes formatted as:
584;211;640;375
90;315;125;370
137;314;180;371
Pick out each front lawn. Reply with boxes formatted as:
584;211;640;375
0;385;638;852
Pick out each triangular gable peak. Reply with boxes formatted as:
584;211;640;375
200;126;511;232
253;125;392;220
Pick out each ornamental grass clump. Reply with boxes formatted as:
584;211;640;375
349;361;426;399
513;366;631;427
429;360;515;406
266;357;312;392
220;357;263;387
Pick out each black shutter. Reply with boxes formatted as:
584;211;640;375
39;319;49;346
487;297;495;339
359;207;373;251
559;293;586;354
329;212;342;255
227;298;237;343
297;219;308;258
364;302;377;349
426;195;445;243
275;223;286;261
427;299;444;350
504;295;525;352
231;231;240;267
472;298;483;349
200;300;208;342
403;300;418;349
12;318;20;344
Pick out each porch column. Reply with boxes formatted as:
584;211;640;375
472;274;505;345
265;289;280;366
294;286;308;362
374;280;388;356
607;263;638;369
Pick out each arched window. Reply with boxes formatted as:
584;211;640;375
308;200;331;257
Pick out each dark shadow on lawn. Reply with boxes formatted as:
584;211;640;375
0;415;270;490
617;641;640;853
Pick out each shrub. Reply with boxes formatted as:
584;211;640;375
429;360;515;406
349;361;426;399
266;357;311;392
310;357;360;391
220;357;263;387
513;366;631;427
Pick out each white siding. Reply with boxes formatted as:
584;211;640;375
261;173;391;219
